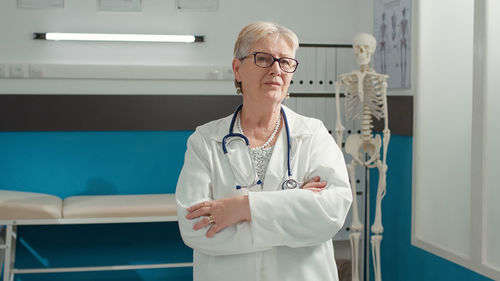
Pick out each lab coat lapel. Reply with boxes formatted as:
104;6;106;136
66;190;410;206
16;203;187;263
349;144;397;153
282;105;309;171
289;135;298;170
262;125;287;191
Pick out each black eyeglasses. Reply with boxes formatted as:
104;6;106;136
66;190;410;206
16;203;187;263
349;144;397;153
241;52;299;73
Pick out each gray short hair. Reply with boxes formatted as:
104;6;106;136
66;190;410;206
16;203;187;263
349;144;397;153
233;21;299;59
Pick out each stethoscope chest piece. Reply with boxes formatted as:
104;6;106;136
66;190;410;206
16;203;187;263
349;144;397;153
282;178;298;189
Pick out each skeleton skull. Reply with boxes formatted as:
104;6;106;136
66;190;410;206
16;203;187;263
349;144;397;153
353;33;377;65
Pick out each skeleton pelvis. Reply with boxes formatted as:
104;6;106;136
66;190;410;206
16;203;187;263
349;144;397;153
345;134;381;166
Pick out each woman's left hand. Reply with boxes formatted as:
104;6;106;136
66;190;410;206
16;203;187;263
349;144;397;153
300;176;327;192
186;195;251;238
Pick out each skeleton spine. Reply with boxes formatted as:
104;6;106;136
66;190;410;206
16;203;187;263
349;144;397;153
361;105;373;142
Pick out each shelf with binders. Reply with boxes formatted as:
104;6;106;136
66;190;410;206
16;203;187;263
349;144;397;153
290;44;355;95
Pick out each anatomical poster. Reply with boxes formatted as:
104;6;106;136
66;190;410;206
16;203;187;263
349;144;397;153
373;0;411;89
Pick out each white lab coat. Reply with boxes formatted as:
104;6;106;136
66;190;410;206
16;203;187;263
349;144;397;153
175;105;352;281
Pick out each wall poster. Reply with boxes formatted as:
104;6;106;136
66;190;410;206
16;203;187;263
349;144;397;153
373;0;411;89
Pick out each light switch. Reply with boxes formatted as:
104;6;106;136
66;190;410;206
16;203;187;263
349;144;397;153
29;64;43;78
10;64;27;78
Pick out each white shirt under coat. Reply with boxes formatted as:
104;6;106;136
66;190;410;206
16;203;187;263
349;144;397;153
175;105;352;281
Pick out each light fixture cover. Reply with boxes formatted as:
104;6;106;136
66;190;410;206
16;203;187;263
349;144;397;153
34;33;204;43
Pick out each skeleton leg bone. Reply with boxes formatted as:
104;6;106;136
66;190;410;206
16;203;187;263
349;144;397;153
346;161;363;281
346;162;364;232
349;232;362;281
371;160;386;235
371;235;383;281
370;160;387;281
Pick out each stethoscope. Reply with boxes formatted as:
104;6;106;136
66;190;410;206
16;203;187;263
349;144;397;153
222;104;299;190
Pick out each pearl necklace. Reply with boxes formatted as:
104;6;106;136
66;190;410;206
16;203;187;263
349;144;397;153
237;112;281;150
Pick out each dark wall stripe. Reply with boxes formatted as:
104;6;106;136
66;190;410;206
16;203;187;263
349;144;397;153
0;95;412;135
0;95;242;131
372;96;413;136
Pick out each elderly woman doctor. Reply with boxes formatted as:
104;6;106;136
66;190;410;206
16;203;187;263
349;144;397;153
176;21;352;281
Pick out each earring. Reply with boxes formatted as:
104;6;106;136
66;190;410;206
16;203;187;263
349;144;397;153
286;92;290;99
235;81;242;94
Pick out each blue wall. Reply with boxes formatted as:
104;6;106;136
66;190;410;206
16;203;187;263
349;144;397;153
369;135;492;281
0;131;194;281
0;131;191;197
1;132;495;280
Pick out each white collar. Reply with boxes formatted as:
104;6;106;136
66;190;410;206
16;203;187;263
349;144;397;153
210;104;312;142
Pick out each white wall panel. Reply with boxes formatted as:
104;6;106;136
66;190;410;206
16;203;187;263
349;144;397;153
414;0;473;258
413;0;500;279
484;0;500;271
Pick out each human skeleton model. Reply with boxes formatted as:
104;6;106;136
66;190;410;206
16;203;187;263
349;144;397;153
334;33;389;281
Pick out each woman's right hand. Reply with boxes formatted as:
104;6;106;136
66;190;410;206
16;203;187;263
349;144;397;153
186;195;251;238
300;176;327;192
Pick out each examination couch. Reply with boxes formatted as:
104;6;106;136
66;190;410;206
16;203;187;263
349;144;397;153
0;190;190;281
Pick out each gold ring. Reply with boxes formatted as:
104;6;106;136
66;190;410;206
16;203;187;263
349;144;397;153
207;215;215;224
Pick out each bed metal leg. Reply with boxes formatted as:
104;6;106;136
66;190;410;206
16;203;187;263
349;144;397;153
2;225;13;281
0;226;5;279
9;226;16;281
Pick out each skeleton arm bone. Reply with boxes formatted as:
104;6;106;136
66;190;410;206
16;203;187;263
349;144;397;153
380;80;390;167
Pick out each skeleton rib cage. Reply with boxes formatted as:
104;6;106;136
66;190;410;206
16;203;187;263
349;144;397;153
340;72;386;123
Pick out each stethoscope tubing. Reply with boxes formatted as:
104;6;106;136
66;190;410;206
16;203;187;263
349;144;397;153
222;133;248;154
223;104;296;189
282;106;292;178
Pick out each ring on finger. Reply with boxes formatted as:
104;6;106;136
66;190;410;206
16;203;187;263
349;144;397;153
207;215;215;224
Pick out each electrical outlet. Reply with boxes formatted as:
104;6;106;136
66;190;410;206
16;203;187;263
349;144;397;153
29;64;43;78
205;69;220;80
0;64;8;78
10;64;27;78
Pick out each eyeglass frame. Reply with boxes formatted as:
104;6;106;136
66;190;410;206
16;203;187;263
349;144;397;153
240;52;299;73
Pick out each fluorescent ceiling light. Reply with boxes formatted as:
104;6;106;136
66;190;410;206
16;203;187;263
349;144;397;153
34;33;204;43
